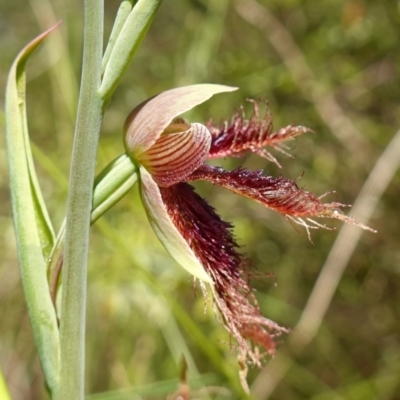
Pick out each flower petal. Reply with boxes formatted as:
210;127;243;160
124;84;237;156
138;123;211;187
208;100;310;167
188;164;375;236
139;166;212;283
159;181;287;364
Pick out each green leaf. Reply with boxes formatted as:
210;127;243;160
5;23;61;393
102;0;134;74
11;30;57;258
99;0;163;100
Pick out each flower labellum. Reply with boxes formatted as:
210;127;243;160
124;84;374;386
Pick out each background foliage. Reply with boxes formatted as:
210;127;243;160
1;0;399;399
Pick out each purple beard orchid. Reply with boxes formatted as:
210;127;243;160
123;84;372;377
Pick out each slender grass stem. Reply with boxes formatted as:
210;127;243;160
55;0;104;398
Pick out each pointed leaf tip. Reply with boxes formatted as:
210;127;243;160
12;21;62;67
124;84;238;157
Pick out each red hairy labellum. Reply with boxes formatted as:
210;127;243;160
159;182;288;365
188;164;375;237
189;164;339;216
208;100;311;167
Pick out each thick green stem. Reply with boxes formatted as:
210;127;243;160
55;0;104;398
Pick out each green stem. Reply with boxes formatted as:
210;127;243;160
55;0;104;398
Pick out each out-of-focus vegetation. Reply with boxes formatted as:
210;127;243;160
1;0;399;399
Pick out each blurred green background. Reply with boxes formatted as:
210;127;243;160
1;0;400;399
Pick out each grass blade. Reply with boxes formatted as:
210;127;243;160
4;22;61;394
99;0;163;100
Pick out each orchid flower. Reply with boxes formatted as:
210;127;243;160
123;84;372;373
